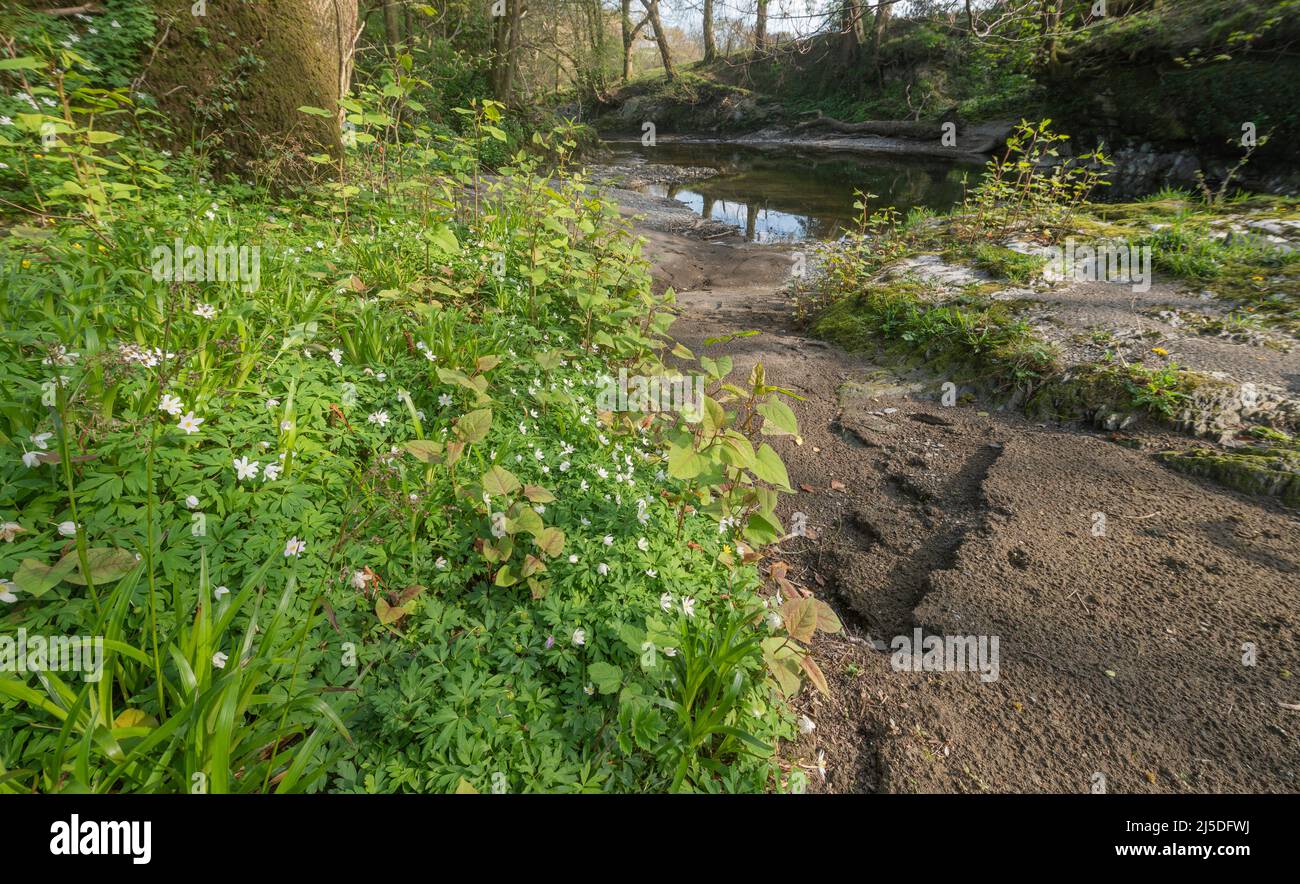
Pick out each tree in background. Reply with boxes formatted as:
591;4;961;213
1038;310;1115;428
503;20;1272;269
702;0;718;63
621;0;649;82
642;0;676;79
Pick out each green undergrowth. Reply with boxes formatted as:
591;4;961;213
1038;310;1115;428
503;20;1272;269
964;243;1045;285
1084;194;1300;334
0;49;829;793
811;281;1056;394
808;123;1266;438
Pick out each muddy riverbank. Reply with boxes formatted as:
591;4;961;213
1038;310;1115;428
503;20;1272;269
615;191;1300;794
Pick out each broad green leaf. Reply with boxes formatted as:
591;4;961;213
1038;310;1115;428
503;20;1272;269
667;442;705;480
61;548;139;585
455;408;492;443
403;439;444;462
751;443;792;490
588;662;623;694
758;399;799;436
482;465;521;497
814;599;843;634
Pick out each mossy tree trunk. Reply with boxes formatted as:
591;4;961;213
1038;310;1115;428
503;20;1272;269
621;0;649;83
142;0;359;181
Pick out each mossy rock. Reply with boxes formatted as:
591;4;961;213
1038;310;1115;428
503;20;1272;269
1157;446;1300;506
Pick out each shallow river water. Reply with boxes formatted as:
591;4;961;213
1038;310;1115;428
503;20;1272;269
603;140;980;242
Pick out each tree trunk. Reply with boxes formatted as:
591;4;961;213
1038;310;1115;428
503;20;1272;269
702;0;717;63
794;108;960;138
641;0;674;80
620;0;649;82
504;0;523;101
870;0;894;83
838;0;861;67
755;0;768;50
382;0;401;47
142;0;358;181
491;0;524;101
1038;0;1064;74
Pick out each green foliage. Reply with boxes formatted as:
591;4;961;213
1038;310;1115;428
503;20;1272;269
959;120;1112;240
0;21;821;793
969;243;1045;284
1122;363;1192;420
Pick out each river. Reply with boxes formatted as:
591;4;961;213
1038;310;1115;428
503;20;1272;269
601;139;981;243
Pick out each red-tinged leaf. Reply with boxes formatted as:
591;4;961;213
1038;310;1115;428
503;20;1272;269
535;526;565;557
375;598;405;625
523;484;555;504
397;584;425;606
800;655;831;697
814;599;843;633
780;596;818;642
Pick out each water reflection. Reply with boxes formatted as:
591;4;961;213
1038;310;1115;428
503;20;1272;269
644;185;820;242
607;140;979;243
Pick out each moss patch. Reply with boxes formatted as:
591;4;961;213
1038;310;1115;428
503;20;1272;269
1157;440;1300;506
811;280;1056;393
